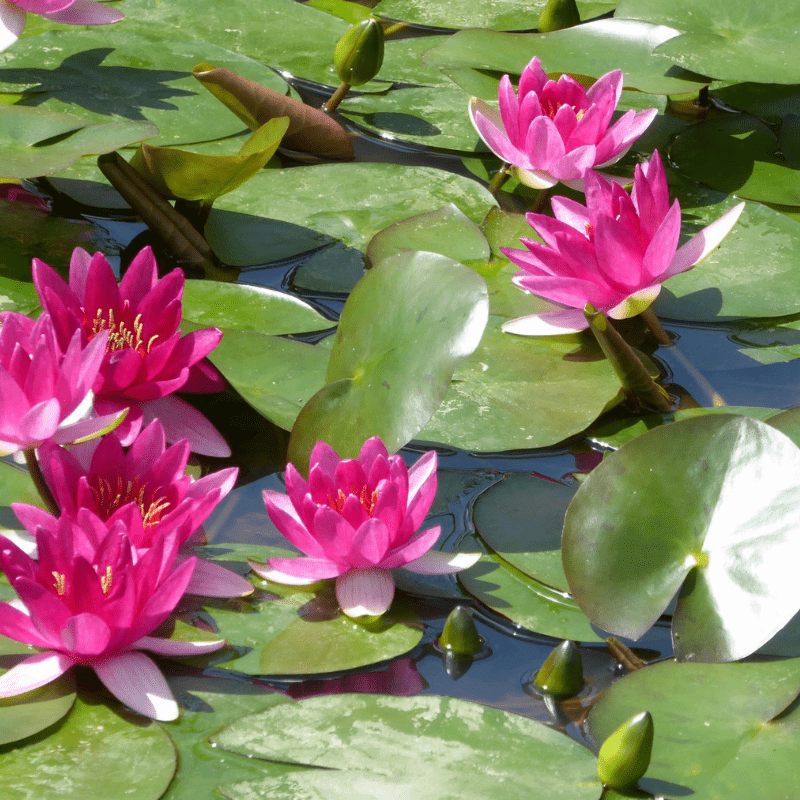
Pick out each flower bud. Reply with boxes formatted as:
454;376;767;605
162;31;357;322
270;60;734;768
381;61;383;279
534;640;584;696
438;606;482;656
334;18;385;87
597;711;654;790
538;0;580;32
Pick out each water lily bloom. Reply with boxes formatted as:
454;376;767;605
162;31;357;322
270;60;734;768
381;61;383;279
469;57;658;190
0;0;122;53
250;438;480;617
0;310;121;456
0;516;225;721
501;151;746;335
32;246;230;456
12;421;252;598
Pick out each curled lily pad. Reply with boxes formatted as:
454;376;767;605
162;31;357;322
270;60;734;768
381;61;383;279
563;414;800;661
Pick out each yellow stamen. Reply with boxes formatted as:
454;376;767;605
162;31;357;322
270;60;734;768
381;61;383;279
100;565;113;594
52;571;66;596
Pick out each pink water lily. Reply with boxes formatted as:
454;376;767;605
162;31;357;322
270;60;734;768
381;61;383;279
251;438;479;618
501;151;746;336
0;310;122;456
12;421;252;598
0;516;225;721
469;57;657;190
0;0;122;52
33;246;229;456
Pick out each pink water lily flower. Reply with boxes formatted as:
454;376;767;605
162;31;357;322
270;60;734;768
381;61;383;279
12;421;252;598
0;0;122;52
469;57;657;190
251;438;480;618
0;310;122;456
32;246;230;456
502;151;746;336
0;516;225;721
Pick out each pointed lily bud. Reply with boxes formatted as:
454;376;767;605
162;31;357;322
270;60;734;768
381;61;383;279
538;0;580;32
334;18;385;87
534;640;584;697
439;606;482;656
598;711;654;790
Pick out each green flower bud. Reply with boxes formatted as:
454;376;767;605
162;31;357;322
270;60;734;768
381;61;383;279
534;640;584;697
598;711;654;790
538;0;581;32
439;606;482;656
334;18;385;87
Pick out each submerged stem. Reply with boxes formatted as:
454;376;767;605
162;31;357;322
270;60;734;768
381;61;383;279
323;81;352;114
640;307;672;347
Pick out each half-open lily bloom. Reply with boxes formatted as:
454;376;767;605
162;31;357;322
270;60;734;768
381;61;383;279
32;246;230;456
250;437;480;617
0;0;122;52
501;151;746;336
469;57;657;190
0;516;225;721
12;421;252;598
0;310;121;456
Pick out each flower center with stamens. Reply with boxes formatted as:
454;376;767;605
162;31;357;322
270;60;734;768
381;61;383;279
100;565;113;594
91;475;172;530
327;485;380;516
52;571;66;596
85;300;159;355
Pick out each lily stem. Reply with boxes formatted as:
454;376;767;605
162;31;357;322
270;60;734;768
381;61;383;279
640;307;672;347
487;162;511;196
606;637;646;671
530;185;553;214
323;81;351;114
24;449;59;516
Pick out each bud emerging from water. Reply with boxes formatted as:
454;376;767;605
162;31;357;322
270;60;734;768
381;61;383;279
334;18;385;87
538;0;580;32
534;639;584;696
598;710;654;790
439;605;482;656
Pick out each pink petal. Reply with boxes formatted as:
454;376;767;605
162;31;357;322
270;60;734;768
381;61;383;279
594;108;658;167
666;202;746;278
134;635;226;656
0;3;25;52
262;491;326;558
502;308;590;336
251;556;344;583
402;550;481;575
93;650;178;721
335;567;395;617
608;285;663;320
380;525;441;569
118;245;157;306
41;0;123;23
584;69;623;128
512;167;558;190
184;558;254;598
524;116;565;170
0;651;75;697
139;395;230;457
469;99;522;164
641;200;682;283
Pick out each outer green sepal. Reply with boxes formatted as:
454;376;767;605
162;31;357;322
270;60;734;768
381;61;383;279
534;640;584;697
538;0;580;32
334;18;385;86
439;606;482;656
597;711;654;791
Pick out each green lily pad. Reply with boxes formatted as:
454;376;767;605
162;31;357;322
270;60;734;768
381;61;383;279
589;658;800;799
373;0;616;31
340;86;483;152
423;19;710;96
0;274;39;316
670;115;800;207
288;251;489;472
0;105;157;179
616;0;800;84
210;163;496;253
306;0;373;24
563;414;800;661
473;473;576;592
212;694;601;799
0;30;289;147
459;553;603;641
0;696;177;800
655;198;800;321
0;672;76;746
206;331;329;431
0;459;44;535
710;83;800;124
419;316;622;451
181;280;331;335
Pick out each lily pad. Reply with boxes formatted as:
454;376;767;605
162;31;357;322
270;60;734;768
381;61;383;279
459;554;603;642
0;672;76;746
419;316;622;451
0;105;157;179
0;275;39;316
210;163;497;253
181;280;332;335
423;19;710;96
473;473;576;592
212;694;601;799
288;251;489;472
563;414;800;661
373;0;616;31
0;697;177;800
0;30;288;146
616;0;800;84
589;658;800;799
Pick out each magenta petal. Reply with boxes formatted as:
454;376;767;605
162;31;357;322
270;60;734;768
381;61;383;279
256;556;344;582
184;558;254;598
381;525;441;569
139;395;230;457
403;550;481;575
41;0;124;24
335;567;395;617
0;651;75;697
502;308;590;336
93;650;178;721
135;635;226;656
